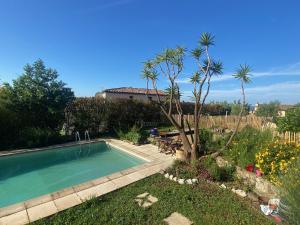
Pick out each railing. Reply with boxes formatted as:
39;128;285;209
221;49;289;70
84;130;91;142
75;131;81;142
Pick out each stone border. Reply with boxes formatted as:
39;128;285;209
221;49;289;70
215;156;278;199
0;139;106;157
0;139;174;225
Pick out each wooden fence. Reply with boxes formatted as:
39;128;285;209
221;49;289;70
173;114;272;131
272;131;300;144
173;114;300;144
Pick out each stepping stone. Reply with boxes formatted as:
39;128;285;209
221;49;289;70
136;192;149;198
135;192;158;208
164;212;193;225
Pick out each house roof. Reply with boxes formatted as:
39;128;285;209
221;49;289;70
102;87;167;96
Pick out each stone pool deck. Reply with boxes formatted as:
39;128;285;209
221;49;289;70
0;139;175;225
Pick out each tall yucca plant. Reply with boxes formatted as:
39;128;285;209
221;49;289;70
141;33;248;162
224;64;251;149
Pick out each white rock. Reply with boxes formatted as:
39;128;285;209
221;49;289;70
169;174;174;180
220;184;227;189
192;178;198;184
173;177;177;182
232;188;247;197
164;173;169;178
178;179;185;184
186;179;193;185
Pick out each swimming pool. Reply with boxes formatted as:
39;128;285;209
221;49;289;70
0;141;145;208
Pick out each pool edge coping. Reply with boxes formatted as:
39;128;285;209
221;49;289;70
0;139;106;157
0;139;174;224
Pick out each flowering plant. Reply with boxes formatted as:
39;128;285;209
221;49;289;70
255;140;300;185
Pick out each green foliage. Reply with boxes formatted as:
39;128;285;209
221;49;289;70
199;128;213;153
276;106;300;132
115;125;149;145
230;101;250;115
0;87;19;148
32;175;274;225
255;141;300;185
255;101;280;117
17;127;71;148
180;101;231;115
198;128;229;153
224;126;273;168
0;60;74;150
279;159;300;225
166;160;198;179
202;156;236;182
233;64;252;83
4;59;74;130
66;98;166;137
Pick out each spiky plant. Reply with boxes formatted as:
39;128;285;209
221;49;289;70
224;64;252;149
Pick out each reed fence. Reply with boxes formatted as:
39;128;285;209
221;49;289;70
173;114;272;130
172;114;300;144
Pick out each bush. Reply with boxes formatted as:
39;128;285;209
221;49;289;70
279;159;300;225
199;128;213;154
66;98;167;137
115;125;149;145
17;127;71;148
202;156;235;182
276;106;300;132
0;125;72;150
166;160;198;179
224;126;273;168
255;141;300;185
198;128;229;154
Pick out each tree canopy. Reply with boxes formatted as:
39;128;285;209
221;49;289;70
4;59;75;130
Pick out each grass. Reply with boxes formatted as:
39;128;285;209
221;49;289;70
31;174;274;225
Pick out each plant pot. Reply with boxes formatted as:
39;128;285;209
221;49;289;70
176;149;185;161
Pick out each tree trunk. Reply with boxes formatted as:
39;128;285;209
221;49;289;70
223;81;245;150
179;130;192;160
191;116;199;161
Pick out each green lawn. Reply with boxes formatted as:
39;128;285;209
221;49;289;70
32;174;274;225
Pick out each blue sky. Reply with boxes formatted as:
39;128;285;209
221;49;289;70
0;0;299;104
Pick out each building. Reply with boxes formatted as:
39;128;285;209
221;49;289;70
95;87;167;103
277;105;294;117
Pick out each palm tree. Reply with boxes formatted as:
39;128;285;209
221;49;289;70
224;64;251;149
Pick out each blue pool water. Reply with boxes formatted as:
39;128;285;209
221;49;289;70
0;142;144;208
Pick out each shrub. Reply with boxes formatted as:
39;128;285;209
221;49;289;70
66;98;167;137
166;160;198;179
279;159;300;225
115;125;149;145
199;128;213;154
255;141;300;185
198;128;229;154
17;127;71;148
276;106;300;132
224;126;273;168
202;156;235;182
